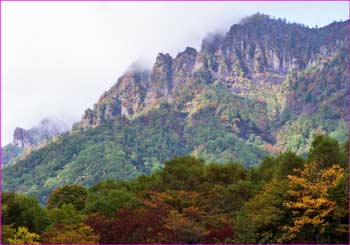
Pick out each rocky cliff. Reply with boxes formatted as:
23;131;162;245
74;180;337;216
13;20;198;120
12;127;33;148
75;14;349;132
2;118;69;165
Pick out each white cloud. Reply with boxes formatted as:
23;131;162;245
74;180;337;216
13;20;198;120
1;1;348;145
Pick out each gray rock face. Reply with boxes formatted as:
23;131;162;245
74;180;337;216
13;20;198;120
81;109;95;128
12;119;69;147
146;53;174;102
173;47;198;88
2;119;70;165
75;13;349;129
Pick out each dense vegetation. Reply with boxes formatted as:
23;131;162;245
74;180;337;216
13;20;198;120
3;135;349;244
3;100;267;204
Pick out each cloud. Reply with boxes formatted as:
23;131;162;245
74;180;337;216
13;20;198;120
1;1;348;145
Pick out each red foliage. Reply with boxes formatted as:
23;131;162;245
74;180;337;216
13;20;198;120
203;223;235;243
86;208;165;244
85;191;236;243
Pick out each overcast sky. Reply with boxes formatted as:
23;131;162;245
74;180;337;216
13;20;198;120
1;1;348;146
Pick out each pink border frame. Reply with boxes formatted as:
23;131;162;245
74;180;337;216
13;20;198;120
0;1;349;244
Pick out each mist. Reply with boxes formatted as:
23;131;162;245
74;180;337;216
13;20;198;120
1;1;348;146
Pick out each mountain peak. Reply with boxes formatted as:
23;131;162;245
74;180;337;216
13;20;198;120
154;53;173;67
74;13;349;134
239;13;270;24
179;47;197;57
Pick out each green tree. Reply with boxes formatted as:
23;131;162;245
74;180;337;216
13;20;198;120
273;151;305;178
160;156;206;191
205;162;247;186
86;189;140;217
2;192;50;233
48;204;84;226
308;135;342;168
234;179;289;243
327;172;349;243
47;185;88;210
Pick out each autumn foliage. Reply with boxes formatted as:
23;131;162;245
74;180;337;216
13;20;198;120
2;135;348;244
280;162;345;243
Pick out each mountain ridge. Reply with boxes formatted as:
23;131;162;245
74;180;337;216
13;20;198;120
3;13;349;202
74;14;349;130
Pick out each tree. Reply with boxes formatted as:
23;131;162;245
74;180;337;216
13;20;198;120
47;185;88;210
2;192;50;233
160;156;206;191
4;226;40;244
226;180;257;212
86;209;164;244
327;172;349;243
41;223;99;244
280;162;344;243
273;152;304;178
48;204;84;226
233;179;289;243
142;190;200;213
339;139;349;167
255;152;305;181
141;190;234;243
86;189;234;244
2;225;16;244
205;162;247;186
204;222;235;243
308;135;342;168
162;209;206;244
85;189;140;217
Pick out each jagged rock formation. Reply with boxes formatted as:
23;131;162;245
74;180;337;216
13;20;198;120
1;118;69;165
75;14;349;131
3;14;349;202
13;127;33;148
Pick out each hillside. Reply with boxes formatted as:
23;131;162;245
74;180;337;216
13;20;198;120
3;14;349;202
1;118;69;166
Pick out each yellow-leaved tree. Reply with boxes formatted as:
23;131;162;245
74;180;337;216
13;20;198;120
6;226;40;244
279;162;344;243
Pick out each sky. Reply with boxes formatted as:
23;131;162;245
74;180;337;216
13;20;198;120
1;1;349;146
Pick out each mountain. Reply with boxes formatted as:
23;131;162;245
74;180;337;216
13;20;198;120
3;14;349;202
1;118;69;166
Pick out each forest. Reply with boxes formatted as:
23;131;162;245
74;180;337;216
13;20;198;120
2;135;349;244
